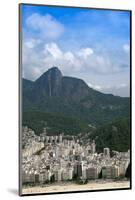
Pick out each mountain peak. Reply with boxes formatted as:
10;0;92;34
35;66;63;96
48;66;61;71
36;66;62;82
44;66;62;78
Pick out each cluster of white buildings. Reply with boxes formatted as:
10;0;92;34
22;127;130;184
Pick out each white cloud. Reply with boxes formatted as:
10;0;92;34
88;83;113;91
23;12;130;80
88;82;129;97
22;39;45;80
77;48;93;59
23;40;129;80
64;52;75;63
26;13;65;40
44;43;63;59
42;42;82;74
24;38;41;49
101;83;129;97
123;44;130;53
22;40;130;97
88;83;102;90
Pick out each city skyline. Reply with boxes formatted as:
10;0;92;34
21;126;130;194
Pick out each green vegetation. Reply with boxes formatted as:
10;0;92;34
91;118;130;152
22;68;130;152
23;111;90;135
23;111;130;152
23;69;130;128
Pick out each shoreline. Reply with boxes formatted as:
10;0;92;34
22;180;130;194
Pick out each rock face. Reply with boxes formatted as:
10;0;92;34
22;66;130;126
35;67;63;97
61;76;90;102
24;66;90;101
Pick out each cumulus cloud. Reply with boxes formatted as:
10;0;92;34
22;39;45;80
22;39;130;97
42;42;82;74
23;40;130;81
88;83;102;90
26;13;65;40
22;8;130;97
76;48;93;59
24;38;41;49
44;43;63;59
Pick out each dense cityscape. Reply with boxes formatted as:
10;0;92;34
22;126;130;185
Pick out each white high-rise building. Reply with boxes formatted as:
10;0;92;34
59;134;63;143
104;147;110;158
91;140;96;154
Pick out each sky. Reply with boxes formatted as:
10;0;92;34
21;4;131;97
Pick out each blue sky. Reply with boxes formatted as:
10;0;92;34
21;4;130;97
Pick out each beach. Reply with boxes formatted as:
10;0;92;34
22;181;130;194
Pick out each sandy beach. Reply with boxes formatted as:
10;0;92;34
22;181;130;194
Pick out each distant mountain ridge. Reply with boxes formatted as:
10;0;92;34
23;67;130;127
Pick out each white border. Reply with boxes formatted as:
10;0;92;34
0;0;135;199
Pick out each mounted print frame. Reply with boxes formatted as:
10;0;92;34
19;3;132;196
